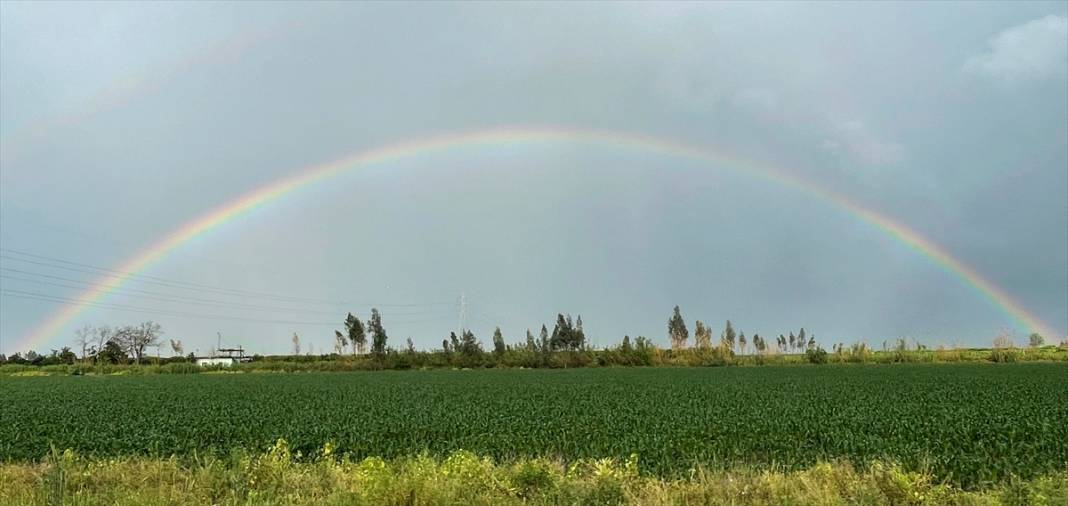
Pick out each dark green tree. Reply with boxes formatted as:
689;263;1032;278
99;340;128;364
551;314;571;351
574;315;586;350
668;306;689;350
368;308;388;357
539;324;551;364
459;329;481;356
492;327;506;357
798;328;807;352
345;313;366;355
55;346;77;365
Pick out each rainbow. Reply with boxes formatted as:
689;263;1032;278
13;126;1057;350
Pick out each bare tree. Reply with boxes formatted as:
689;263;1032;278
993;330;1015;349
74;325;93;361
91;325;113;361
115;321;162;364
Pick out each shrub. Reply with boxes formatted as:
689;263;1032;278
805;346;829;364
989;349;1018;363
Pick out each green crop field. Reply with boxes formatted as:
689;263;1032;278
2;364;1066;488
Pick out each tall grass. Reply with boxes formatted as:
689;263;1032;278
2;443;1064;505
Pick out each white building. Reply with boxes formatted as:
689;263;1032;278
195;357;237;367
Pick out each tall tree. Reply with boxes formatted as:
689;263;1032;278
334;330;348;355
292;333;301;355
694;320;711;349
459;329;481;356
739;332;747;355
169;339;184;357
369;308;388;357
551;314;569;351
574;315;587;350
406;337;416;354
721;320;736;353
73;325;93;361
492;327;506;357
525;329;536;352
788;332;796;352
345;313;366;355
668;306;689;350
798;328;807;352
539;324;551;363
1029;333;1045;348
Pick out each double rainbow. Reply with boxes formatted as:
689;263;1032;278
13;126;1056;350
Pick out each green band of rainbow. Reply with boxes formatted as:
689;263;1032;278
14;126;1056;350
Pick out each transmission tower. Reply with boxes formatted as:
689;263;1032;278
458;292;467;335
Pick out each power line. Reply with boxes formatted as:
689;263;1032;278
0;248;454;308
1;288;339;326
2;289;463;331
0;204;257;273
0;267;454;318
1;249;335;304
0;271;340;316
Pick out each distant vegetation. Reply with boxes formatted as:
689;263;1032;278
2;306;1065;375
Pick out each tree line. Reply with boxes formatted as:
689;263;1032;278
0;306;1059;368
2;321;166;366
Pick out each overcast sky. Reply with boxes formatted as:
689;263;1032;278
1;1;1065;355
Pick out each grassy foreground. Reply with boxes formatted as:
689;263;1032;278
2;443;1066;506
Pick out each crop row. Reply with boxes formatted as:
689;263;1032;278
2;364;1066;487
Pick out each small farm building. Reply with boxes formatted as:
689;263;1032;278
196;357;236;367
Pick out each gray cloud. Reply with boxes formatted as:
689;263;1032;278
821;120;906;167
964;15;1068;83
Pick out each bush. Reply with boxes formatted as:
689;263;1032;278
989;349;1018;363
806;346;829;364
158;362;202;374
